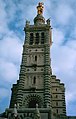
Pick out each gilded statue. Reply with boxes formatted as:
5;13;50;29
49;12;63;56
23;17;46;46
37;2;44;15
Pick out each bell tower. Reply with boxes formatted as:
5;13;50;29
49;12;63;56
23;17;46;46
8;3;66;119
10;2;52;109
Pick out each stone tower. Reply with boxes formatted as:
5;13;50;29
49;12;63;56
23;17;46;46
8;2;66;119
10;2;52;109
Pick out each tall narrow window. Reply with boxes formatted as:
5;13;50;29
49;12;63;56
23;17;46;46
57;109;58;114
56;95;58;98
41;32;44;44
35;56;37;61
35;33;39;44
33;76;36;84
56;102;58;106
30;33;34;45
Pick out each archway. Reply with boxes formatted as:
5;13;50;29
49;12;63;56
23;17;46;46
23;94;43;108
27;94;42;108
29;99;38;108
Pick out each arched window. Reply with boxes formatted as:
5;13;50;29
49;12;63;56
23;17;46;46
35;56;37;61
41;32;44;44
33;76;36;84
30;33;34;45
35;33;39;44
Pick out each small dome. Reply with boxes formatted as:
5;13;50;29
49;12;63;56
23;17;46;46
34;14;45;25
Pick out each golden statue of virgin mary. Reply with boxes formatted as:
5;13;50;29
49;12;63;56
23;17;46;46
37;2;44;15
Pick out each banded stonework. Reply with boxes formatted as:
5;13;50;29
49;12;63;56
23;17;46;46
0;2;76;119
9;3;66;118
9;2;65;118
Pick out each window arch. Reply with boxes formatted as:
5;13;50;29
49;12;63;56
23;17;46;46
30;33;34;45
35;33;39;44
41;32;44;44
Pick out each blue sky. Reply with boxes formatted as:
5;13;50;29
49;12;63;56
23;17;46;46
0;0;76;116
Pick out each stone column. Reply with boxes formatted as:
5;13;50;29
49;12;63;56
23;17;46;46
44;44;51;108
